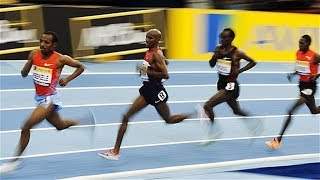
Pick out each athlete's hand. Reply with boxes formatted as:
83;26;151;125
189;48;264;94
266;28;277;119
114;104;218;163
136;64;142;76
213;50;223;59
136;64;147;76
287;73;295;82
209;51;222;68
59;78;69;87
230;69;240;77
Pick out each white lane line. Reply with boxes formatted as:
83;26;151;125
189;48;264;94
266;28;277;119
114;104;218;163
60;153;319;180
0;84;302;92
1;97;320;111
0;71;292;76
0;133;318;161
1;114;319;134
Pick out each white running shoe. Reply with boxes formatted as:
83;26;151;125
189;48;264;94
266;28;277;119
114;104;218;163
196;104;210;131
0;161;21;174
196;104;223;146
87;108;96;138
99;150;120;161
200;131;224;146
196;104;208;119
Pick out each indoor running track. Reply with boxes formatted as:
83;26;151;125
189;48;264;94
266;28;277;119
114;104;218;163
0;60;319;179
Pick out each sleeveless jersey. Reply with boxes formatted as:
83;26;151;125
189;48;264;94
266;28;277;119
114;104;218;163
33;50;60;95
140;47;164;84
296;49;318;82
216;47;239;81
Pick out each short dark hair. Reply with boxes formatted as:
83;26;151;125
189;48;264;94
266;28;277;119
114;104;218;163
223;28;235;39
43;31;58;43
301;34;311;45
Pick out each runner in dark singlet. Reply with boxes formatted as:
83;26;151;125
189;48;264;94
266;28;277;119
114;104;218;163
196;28;258;140
99;29;192;160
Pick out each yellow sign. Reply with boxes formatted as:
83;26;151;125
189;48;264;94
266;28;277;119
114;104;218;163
167;9;320;62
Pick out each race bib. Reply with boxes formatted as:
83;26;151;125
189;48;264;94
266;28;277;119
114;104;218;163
216;59;231;75
296;60;310;75
301;89;313;96
157;90;167;101
33;65;52;86
225;82;235;90
140;60;150;81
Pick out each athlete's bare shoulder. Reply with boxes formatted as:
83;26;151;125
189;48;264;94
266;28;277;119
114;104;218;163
234;48;245;58
28;49;38;60
57;53;73;62
157;49;164;58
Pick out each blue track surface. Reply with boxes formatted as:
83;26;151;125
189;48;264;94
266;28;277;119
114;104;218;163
0;60;319;179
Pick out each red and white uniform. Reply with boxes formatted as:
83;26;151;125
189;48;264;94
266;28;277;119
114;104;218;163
296;49;318;82
33;50;60;95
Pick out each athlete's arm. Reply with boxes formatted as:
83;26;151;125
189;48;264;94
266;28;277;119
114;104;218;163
309;53;320;81
147;52;169;79
209;46;222;68
58;55;85;87
315;53;320;64
21;50;36;77
287;61;298;82
287;72;297;82
237;51;256;74
161;54;169;65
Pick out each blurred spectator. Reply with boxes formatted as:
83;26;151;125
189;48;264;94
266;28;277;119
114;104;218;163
19;0;186;8
12;0;320;13
210;0;320;13
185;0;212;8
247;0;315;11
212;0;251;9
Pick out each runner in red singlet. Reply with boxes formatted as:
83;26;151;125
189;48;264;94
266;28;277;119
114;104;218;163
0;31;85;173
266;35;320;149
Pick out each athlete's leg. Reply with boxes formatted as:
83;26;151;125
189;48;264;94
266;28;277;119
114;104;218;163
46;105;76;130
226;98;248;116
14;105;56;161
305;96;320;114
204;90;229;122
155;102;190;124
113;95;148;153
278;97;306;142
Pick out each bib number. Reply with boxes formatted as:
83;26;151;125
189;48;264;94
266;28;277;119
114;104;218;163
157;90;167;101
301;89;313;96
33;66;52;86
216;59;231;75
225;82;235;90
140;61;150;81
296;60;310;75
